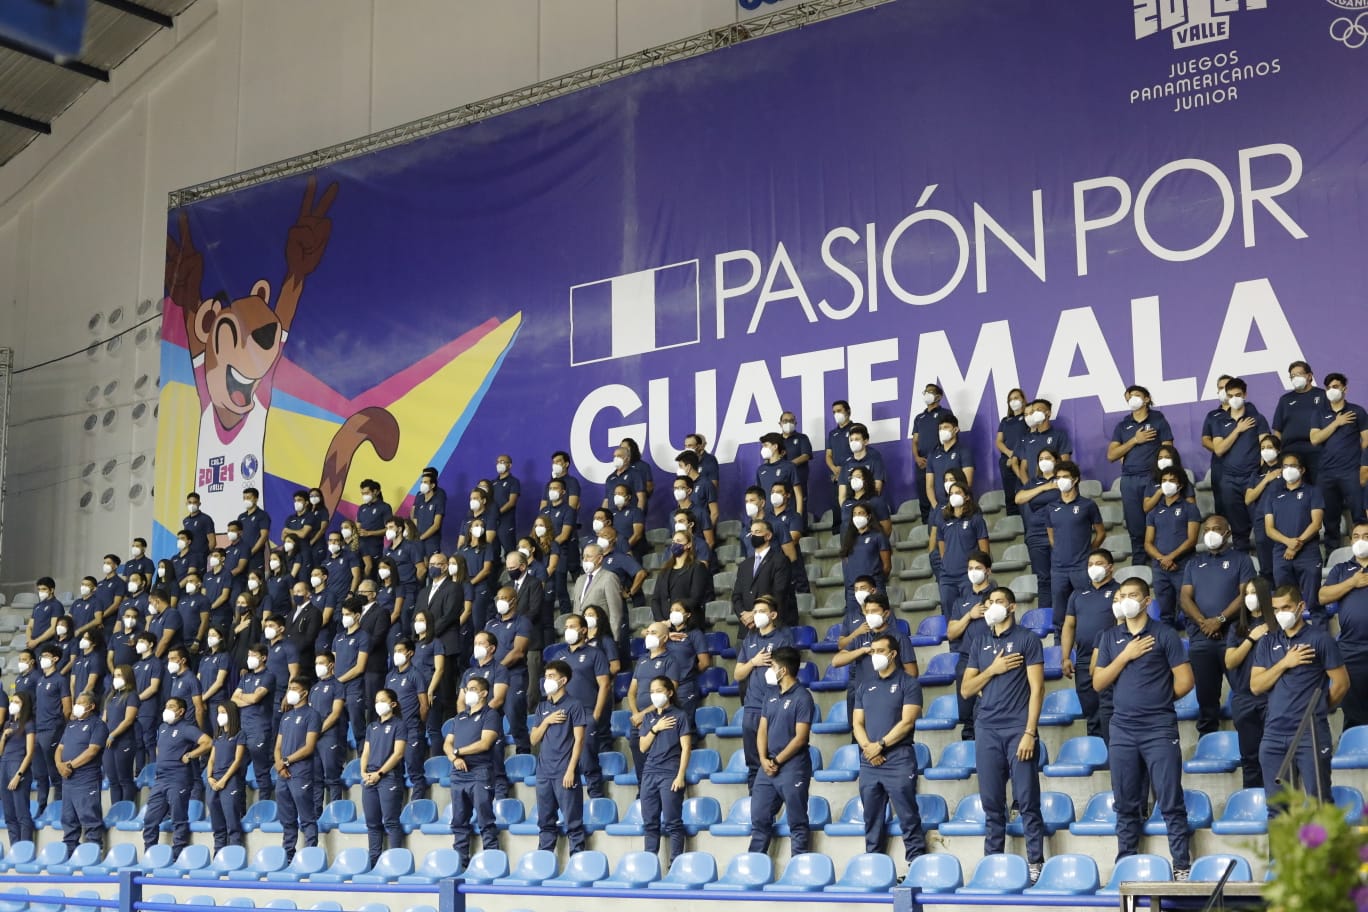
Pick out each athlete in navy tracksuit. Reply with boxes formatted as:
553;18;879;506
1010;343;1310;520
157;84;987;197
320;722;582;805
562;621;611;800
1179;519;1256;737
961;588;1045;878
531;661;588;854
142;698;212;856
853;633;926;865
331;601;371;757
1309;374;1366;552
748;646;817;858
1251;584;1348;805
734;600;794;790
444;677;501;868
1318;524;1368;730
232;649;277;802
1060;551;1118;742
206;703;248;852
1093;578;1193;878
1264;456;1325;619
361;691;408;868
32;644;71;815
1045;464;1106;635
1144;473;1199;628
1107;388;1174;564
310;655;346;814
275;679;322;862
55;693;107;854
385;640;429;799
638;676;693;863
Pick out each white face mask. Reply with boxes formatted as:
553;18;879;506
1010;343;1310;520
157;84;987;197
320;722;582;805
468;498;481;513
242;499;254;511
673;488;688;502
923;392;937;406
1009;398;1023;411
385;529;396;541
128;581;141;594
1291;375;1308;391
112;677;125;690
1161;481;1180;497
850;439;866;453
852;514;869;530
781;422;795;434
286;690;301;706
393;652;408;666
157;568;167;579
948;493;966;509
1328;387;1345;403
131;546;144;558
39;656;53;671
1127;395;1145;411
533;525;548;537
984;604;1008;627
1056;477;1074;493
613;495;627;509
464;690;481;709
938;428;953;444
361;493;373;504
413;621;427;634
247;656;261;670
769;492;785;507
585;615;598;630
16;664;29;675
1353;540;1368;560
551;463;565;477
543;677;561;695
669;610;685;627
207;635;220;648
564;628;580;646
103;563;115;575
753;611;771;629
496;462;509;475
869;653;890;673
470;525;484;539
379;568;391;580
1276;610;1298;631
1244;593;1262;613
186;503;199;513
1026;411;1045;427
167;661;181;675
1087;564;1108;583
591;519;605;533
72;704;87;719
1282;466;1302;484
266;626;281;641
315;663;330;679
56;626;68;637
854;589;871;605
1261;448;1279;464
967;568;987;586
760;446;774;461
374;702;391;717
186;581;200;594
1038;458;1055;475
420;482;432;495
581;559;596;575
650;691;669;709
79;585;92;598
833;412;848;425
343;615;357;630
1157;458;1173;470
764;668;779;687
208;557;221;569
473;644;489;661
1203;530;1226;551
295;501;306;513
1228;395;1246;411
745;502;760;518
227;532;239;543
270;559;281;572
1118;597;1144;620
328;542;341;555
612;456;625;469
495;599;511;615
123;618;137;630
674;522;689;533
217;713;228;728
864;612;885;630
162;709;177;725
644;634;661;651
596;536;610;550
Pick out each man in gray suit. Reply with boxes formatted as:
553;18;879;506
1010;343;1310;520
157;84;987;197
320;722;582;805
574;543;625;653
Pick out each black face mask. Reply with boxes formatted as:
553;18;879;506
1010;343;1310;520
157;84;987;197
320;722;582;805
507;568;524;581
750;534;767;548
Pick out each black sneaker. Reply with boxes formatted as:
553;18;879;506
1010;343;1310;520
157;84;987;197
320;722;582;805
1174;867;1191;882
1028;863;1043;885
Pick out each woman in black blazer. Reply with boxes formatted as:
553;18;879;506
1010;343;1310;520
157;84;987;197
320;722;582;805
650;530;713;622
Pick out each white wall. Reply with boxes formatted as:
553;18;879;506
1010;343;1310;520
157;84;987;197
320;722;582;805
0;0;798;592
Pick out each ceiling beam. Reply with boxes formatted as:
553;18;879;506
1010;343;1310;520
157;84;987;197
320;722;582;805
0;37;109;82
0;107;52;134
92;0;175;29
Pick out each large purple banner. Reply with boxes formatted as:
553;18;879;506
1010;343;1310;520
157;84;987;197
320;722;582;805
154;0;1368;545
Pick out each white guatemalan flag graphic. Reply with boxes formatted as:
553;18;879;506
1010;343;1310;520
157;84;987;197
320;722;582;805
569;261;701;365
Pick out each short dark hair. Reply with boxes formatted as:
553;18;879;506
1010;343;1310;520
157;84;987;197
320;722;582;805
1326;372;1348;387
1125;384;1151;400
1117;576;1152;598
36;577;55;589
1089;548;1114;565
1225;376;1248;395
770;646;801;677
967;550;992;568
545;660;572;682
831;399;850;411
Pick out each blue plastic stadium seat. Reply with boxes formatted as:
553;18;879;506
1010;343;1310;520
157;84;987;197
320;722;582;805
102;800;137;828
1184;731;1240;774
906;854;963;893
649;851;718;890
705;631;731;656
0;841;35;874
226;845;287;881
116;802;149;832
825;853;895;894
1099;855;1172;895
504;753;537;784
918;652;958;686
685;748;721;784
938;795;987;837
610;709;632;739
1039;688;1083;726
811;701;851;734
15;842;66;874
1027;854;1101;895
207;845;248;878
157;844;210;878
423;756;450;789
958;854;1030;895
763;853;835;893
221;899;254;909
46;842;99;875
796;661;818;686
241;800;278;833
29;889;66;912
310;847;371;884
812;625;842;653
399;799;438;833
613;672;631;701
1334;786;1366;822
135;763;157;789
1041;645;1066;680
924;740;976;779
494;849;557;887
508;803;564;836
826;797;872;837
602;799;644;837
1018;608;1052;639
397;848;463;885
584;796;619;832
596;851;662;889
494;798;525;829
138;845;173;874
711;749;749;784
702;852;774;891
809;662;850;693
596;750;627;782
693;705;727;735
711;797;754;837
261;900;296;910
86;843;137;876
715;707;745;737
814;743;860;783
698;666;728;695
1333;727;1368;769
774;796;831;836
916;793;949;830
1144;789;1213;835
460;850;509;886
0;888;28;912
910;614;948;647
1008;791;1074;836
1189;855;1253;882
915;694;959;730
318;799;357;832
542;642;568;663
1174;689;1199;721
308;904;343;911
340;758;361;787
792;625;817;650
1042;736;1107;776
682;796;722;835
266;846;328;882
1211;788;1267;835
1069;791;1119;836
543;850;609;888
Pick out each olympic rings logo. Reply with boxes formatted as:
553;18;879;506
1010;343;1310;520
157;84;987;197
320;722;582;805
1330;12;1368;47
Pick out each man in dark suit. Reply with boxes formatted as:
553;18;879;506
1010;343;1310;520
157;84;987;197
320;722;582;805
353;585;390;719
732;519;796;627
505;550;548;678
418;552;462;717
284;579;323;673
